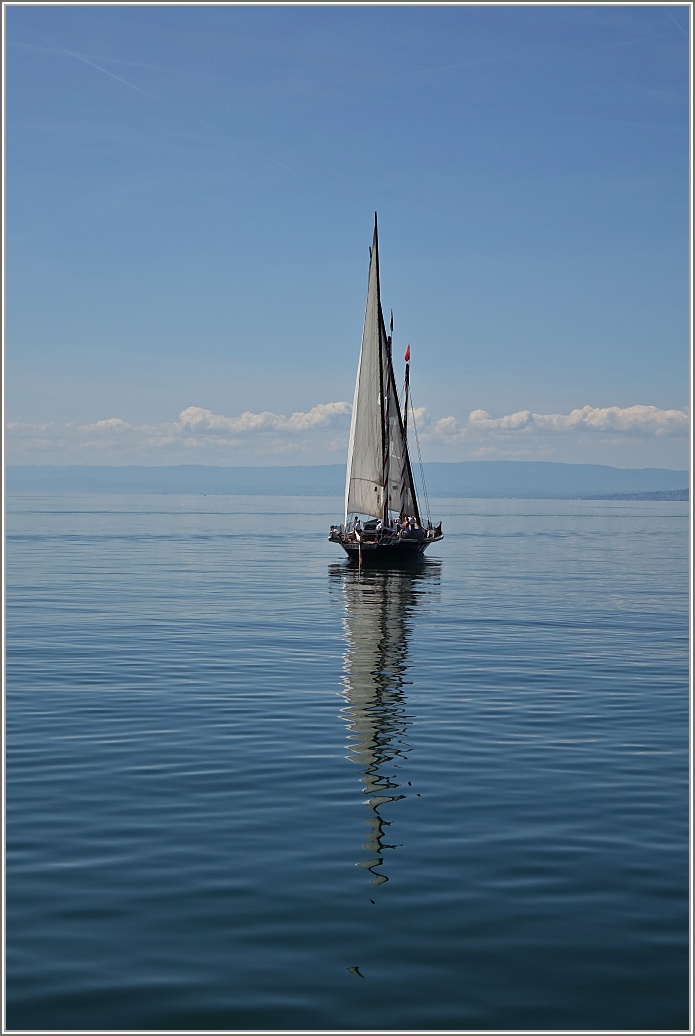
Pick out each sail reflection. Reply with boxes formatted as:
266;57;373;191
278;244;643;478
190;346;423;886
329;561;440;885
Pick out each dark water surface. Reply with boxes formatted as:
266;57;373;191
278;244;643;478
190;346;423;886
5;494;690;1030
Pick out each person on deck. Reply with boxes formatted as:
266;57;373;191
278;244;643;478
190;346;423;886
410;518;424;540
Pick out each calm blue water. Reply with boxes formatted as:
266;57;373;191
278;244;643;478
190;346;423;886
5;494;690;1030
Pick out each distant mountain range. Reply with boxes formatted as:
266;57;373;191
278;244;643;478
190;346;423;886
5;462;689;500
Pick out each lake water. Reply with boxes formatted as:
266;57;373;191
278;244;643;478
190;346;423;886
5;494;690;1030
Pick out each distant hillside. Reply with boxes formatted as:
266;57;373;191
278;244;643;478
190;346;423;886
422;461;689;499
6;464;344;496
5;462;689;499
587;489;688;501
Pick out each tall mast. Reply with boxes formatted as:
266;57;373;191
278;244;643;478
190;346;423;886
374;212;389;526
400;346;410;520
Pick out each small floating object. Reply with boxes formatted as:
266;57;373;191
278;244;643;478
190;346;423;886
347;965;365;978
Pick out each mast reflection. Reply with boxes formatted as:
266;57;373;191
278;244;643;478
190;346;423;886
329;562;440;885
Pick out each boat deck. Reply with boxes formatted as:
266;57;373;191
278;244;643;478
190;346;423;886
329;525;443;563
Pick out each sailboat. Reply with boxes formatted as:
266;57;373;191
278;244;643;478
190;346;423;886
329;214;443;563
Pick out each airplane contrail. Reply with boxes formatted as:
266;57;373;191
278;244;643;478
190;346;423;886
411;58;500;75
30;40;292;171
666;11;688;36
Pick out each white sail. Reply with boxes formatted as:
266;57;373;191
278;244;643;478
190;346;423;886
344;226;386;521
384;358;418;520
344;219;419;524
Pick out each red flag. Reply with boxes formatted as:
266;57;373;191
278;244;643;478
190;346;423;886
404;343;411;362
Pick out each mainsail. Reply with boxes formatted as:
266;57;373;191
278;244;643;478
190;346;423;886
344;216;419;524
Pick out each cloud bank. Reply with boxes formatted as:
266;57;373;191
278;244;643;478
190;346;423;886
429;404;690;440
5;402;689;466
6;402;353;464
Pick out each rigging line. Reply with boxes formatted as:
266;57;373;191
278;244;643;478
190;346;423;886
408;390;431;527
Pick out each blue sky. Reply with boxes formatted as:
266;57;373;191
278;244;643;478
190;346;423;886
5;3;691;468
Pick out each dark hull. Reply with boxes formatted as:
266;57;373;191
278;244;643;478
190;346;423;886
334;533;442;566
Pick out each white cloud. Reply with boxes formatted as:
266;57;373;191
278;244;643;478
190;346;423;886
175;401;350;435
6;403;353;464
79;417;133;433
431;404;690;441
5;401;689;467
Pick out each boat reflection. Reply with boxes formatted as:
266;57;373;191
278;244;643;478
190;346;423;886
329;561;440;885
